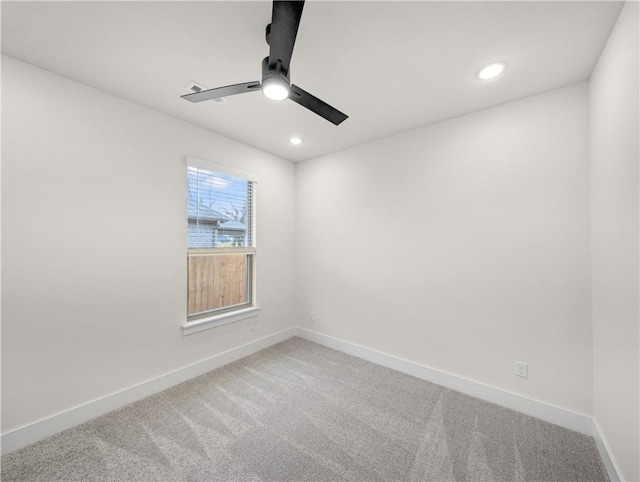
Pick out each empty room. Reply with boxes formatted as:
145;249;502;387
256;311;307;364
1;1;638;481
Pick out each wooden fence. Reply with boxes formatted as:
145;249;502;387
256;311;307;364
187;251;251;316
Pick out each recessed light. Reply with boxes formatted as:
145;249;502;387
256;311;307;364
289;137;302;145
476;61;508;80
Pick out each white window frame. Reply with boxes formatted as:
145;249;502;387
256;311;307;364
181;156;260;336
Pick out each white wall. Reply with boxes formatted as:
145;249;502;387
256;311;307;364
296;82;593;415
590;2;640;480
1;56;296;432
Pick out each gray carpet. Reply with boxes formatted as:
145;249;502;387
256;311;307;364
2;337;608;481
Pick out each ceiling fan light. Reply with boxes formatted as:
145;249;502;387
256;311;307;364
262;78;289;101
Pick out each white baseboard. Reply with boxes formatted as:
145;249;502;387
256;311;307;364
295;327;594;436
1;327;296;456
592;419;623;482
3;324;619;479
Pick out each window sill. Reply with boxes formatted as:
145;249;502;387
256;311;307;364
182;306;261;336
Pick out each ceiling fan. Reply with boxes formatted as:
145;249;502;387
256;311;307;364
181;0;348;126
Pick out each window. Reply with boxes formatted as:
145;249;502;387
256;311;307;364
183;161;258;334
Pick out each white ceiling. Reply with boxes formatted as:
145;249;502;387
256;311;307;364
1;1;623;162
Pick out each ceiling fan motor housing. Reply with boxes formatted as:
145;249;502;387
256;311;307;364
261;56;290;87
265;23;272;46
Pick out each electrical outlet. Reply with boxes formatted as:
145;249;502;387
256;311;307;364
309;312;316;322
515;361;528;378
249;318;257;331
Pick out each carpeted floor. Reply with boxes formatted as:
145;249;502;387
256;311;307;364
2;337;608;481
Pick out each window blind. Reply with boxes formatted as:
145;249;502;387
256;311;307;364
187;166;255;249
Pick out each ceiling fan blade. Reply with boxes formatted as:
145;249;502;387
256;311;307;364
289;84;348;125
181;81;261;103
269;1;305;73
